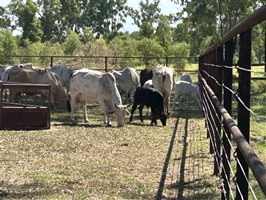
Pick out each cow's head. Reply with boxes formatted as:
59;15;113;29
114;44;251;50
115;104;131;127
155;110;167;126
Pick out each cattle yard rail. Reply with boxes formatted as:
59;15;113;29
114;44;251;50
0;81;51;130
199;5;266;200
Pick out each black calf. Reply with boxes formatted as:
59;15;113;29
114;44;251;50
129;87;167;126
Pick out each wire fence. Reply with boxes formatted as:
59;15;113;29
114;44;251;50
199;5;266;200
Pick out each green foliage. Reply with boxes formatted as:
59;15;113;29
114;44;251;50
9;0;43;44
129;0;161;38
0;29;19;64
0;6;11;29
155;15;173;52
63;30;83;55
80;28;95;44
81;0;128;40
137;38;164;67
109;35;140;67
139;21;154;38
37;0;61;42
39;42;64;65
18;40;43;64
168;42;190;69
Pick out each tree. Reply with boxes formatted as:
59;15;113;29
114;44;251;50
8;0;43;44
63;30;83;55
171;0;259;55
81;0;128;40
129;0;161;38
137;38;164;67
168;42;190;69
37;0;62;42
155;15;173;53
59;0;82;34
110;34;139;67
0;29;19;64
0;6;11;29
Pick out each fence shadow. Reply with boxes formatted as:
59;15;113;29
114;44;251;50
155;117;180;199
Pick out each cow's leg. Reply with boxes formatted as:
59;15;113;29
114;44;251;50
172;92;177;111
164;97;169;115
138;104;144;123
83;103;88;122
70;101;75;122
129;103;138;122
192;93;202;110
150;108;157;126
103;112;112;127
166;97;169;114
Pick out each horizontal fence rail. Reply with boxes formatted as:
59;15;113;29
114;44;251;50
199;5;266;200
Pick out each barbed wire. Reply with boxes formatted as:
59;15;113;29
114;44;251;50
202;63;266;75
199;69;266;122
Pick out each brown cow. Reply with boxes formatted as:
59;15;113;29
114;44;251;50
5;65;68;110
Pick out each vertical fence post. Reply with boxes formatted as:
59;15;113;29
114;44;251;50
165;56;169;67
213;45;223;176
105;57;108;72
221;39;234;200
209;50;217;155
50;56;54;67
236;29;251;200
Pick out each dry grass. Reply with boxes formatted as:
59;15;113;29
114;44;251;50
0;105;220;199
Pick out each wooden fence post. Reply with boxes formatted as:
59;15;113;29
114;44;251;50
221;39;234;200
236;29;251;200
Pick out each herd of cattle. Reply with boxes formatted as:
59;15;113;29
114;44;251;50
0;63;202;127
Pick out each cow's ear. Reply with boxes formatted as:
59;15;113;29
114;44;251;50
115;104;120;108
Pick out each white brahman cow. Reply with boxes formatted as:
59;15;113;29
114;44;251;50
143;79;153;89
152;65;175;115
68;68;130;127
172;80;202;111
112;67;140;103
49;65;74;91
3;65;68;110
180;73;192;83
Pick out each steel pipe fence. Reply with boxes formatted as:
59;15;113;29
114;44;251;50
199;5;266;200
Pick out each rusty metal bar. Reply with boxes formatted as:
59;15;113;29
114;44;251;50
200;76;266;197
